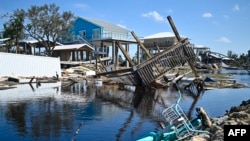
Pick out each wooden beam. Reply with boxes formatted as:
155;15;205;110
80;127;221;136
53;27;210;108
167;16;181;42
154;42;161;53
97;68;133;76
116;41;135;67
97;56;108;72
131;31;151;58
131;31;161;73
167;15;199;77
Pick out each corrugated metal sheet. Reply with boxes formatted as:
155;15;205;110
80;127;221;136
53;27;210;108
0;52;61;77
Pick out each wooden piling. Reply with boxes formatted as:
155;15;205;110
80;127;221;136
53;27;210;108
116;41;135;67
167;15;199;78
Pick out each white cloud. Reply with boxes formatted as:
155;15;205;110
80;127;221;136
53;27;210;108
202;13;213;18
141;11;167;22
117;24;127;29
73;3;87;8
216;37;231;43
233;4;240;11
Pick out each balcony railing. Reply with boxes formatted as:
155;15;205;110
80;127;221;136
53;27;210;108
91;32;137;42
60;32;144;44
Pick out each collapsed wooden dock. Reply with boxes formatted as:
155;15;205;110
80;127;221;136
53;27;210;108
97;16;198;87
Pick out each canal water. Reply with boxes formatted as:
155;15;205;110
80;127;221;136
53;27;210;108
0;70;249;141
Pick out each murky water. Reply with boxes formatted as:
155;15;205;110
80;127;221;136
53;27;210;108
0;70;249;141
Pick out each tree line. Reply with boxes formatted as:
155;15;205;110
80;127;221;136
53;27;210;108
227;50;250;68
2;3;75;56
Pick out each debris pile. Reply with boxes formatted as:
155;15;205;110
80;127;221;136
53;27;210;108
188;99;250;141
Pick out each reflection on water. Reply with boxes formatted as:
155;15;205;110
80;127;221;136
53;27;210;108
0;71;250;141
0;82;89;141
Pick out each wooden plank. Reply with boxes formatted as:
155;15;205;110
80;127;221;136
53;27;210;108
136;41;183;70
162;56;169;68
97;56;108;72
154;42;161;53
141;70;150;86
97;68;133;76
116;41;135;67
97;17;198;86
142;65;150;80
169;51;178;67
131;31;161;73
131;31;151;58
167;16;199;77
150;63;159;77
174;49;181;64
137;69;147;85
140;68;151;85
167;16;181;41
145;64;154;82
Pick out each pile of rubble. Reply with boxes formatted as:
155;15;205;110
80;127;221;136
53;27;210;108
189;99;250;141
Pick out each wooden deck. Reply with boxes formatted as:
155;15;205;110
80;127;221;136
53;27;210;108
97;40;196;86
97;16;197;86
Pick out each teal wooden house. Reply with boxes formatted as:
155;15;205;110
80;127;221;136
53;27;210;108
60;17;136;68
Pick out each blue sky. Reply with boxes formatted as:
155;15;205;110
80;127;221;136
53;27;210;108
1;0;250;57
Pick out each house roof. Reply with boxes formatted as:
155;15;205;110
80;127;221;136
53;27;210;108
18;39;93;51
144;32;186;39
0;38;9;46
79;17;130;33
19;39;63;46
208;53;222;59
54;43;94;51
144;32;175;39
0;38;10;42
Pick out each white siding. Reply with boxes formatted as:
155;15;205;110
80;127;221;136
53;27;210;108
0;52;61;77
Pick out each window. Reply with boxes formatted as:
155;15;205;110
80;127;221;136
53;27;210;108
79;30;86;38
165;38;171;45
93;29;100;39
